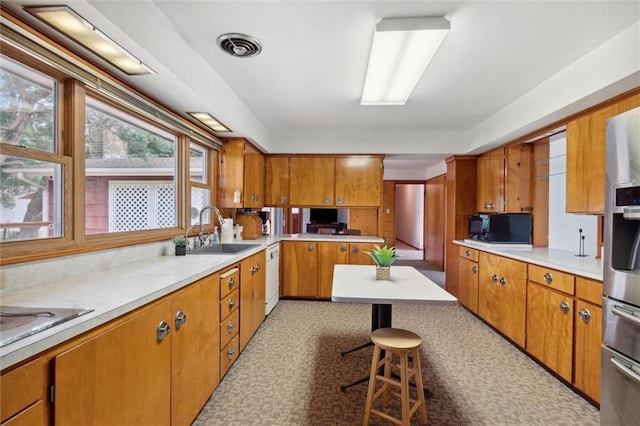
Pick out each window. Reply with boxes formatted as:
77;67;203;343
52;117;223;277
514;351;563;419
0;56;65;242
188;141;215;230
84;96;178;234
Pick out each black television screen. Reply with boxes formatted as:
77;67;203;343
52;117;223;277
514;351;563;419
310;208;337;223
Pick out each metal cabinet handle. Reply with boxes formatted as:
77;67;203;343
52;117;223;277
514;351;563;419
324;197;332;204
499;277;506;286
612;305;640;326
560;301;570;314
491;274;498;282
337;196;344;204
156;320;170;342
279;196;287;203
352;246;359;254
465;249;471;257
228;298;235;309
227;321;235;332
250;263;261;274
543;272;553;283
340;245;347;252
255;264;261;271
578;308;591;322
174;310;187;330
228;277;235;290
610;356;640;385
227;347;236;359
472;265;478;273
308;245;315;252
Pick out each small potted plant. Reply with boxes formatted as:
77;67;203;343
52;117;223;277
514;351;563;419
365;245;400;280
172;235;189;256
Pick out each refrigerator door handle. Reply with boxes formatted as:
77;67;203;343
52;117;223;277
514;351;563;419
610;356;640;385
612;305;640;327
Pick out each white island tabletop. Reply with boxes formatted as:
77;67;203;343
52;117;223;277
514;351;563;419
331;265;457;305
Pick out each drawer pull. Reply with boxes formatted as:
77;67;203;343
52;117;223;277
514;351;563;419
228;298;235;309
612;305;640;327
465;249;471;257
578;308;591;322
543;272;553;283
174;310;187;330
227;277;235;290
227;347;236;359
499;277;506;286
156;320;170;342
340;245;347;252
559;301;570;314
491;274;498;282
472;266;478;273
279;196;287;203
610;356;640;385
227;321;235;332
352;246;359;254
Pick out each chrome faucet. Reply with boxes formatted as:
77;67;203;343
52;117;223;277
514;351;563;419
198;206;225;247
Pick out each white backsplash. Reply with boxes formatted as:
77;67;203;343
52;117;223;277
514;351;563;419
0;241;173;295
548;133;598;257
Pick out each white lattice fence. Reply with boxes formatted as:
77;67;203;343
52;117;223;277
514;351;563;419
109;181;175;232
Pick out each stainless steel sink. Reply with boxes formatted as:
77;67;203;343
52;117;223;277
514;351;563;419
188;243;259;255
0;306;93;347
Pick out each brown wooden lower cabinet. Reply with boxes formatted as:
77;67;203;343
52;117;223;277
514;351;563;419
573;278;602;404
457;247;479;314
0;357;45;425
240;251;266;351
478;252;527;347
52;273;220;425
282;240;376;298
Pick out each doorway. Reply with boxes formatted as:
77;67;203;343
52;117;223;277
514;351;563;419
394;182;424;260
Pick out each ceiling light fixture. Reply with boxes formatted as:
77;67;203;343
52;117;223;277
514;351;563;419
361;16;450;106
26;6;156;76
188;112;231;133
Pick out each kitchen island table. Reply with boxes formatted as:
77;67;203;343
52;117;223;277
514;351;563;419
331;265;457;393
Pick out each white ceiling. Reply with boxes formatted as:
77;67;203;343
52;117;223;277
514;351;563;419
6;1;640;177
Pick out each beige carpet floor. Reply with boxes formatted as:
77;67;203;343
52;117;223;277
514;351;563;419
194;300;599;425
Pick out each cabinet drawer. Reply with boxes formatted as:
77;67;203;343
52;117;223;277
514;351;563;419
459;246;479;262
219;267;240;298
575;277;602;306
220;337;240;378
0;357;44;423
220;289;240;319
220;309;240;348
2;400;45;426
528;264;574;295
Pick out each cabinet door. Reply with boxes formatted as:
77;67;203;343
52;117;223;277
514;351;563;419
318;242;349;298
505;144;532;213
526;282;573;381
282;241;318;297
290;157;335;206
240;251;266;350
349;243;375;265
0;357;45;424
218;139;245;208
199;273;220;404
54;300;172;426
574;300;602;403
496;256;527;348
476;148;505;212
335;157;382;207
171;282;211;426
458;257;479;313
265;156;290;206
244;144;265;208
478;252;501;327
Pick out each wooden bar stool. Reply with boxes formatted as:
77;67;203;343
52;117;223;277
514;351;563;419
363;328;427;426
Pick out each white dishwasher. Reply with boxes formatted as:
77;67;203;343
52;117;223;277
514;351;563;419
265;242;280;315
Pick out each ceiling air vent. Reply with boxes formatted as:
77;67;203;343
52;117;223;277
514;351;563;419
217;33;262;58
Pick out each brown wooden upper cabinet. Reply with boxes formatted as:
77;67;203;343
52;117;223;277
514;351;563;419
269;155;383;207
265;156;290;206
477;145;532;213
219;138;265;208
566;92;640;214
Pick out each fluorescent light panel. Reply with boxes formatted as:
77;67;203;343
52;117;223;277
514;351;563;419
26;6;156;76
361;17;450;106
188;112;231;133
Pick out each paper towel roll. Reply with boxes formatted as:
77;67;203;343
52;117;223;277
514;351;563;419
220;219;234;243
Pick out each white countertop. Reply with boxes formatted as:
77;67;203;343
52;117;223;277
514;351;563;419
454;240;604;281
0;233;382;369
331;265;457;305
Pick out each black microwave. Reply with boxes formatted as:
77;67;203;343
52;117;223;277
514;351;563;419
468;213;532;244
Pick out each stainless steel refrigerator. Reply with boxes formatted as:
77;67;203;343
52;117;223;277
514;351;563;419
602;106;640;425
